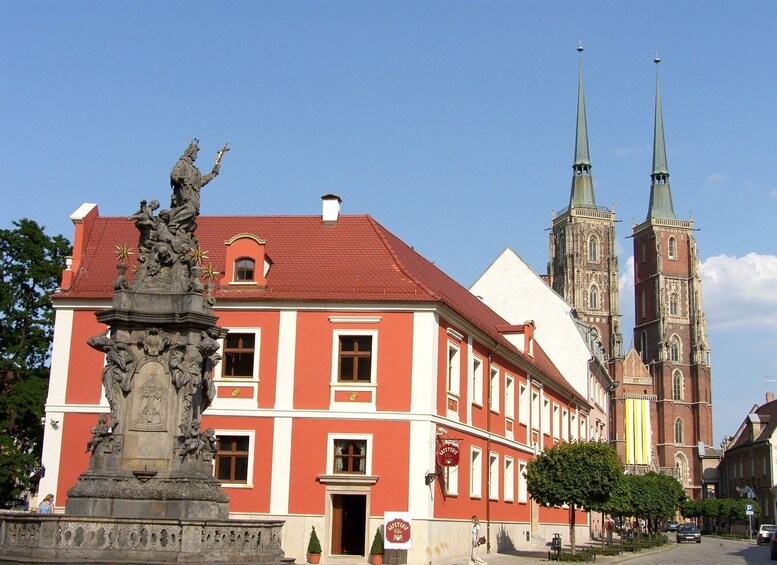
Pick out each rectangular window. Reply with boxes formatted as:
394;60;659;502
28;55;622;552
553;403;560;439
447;342;460;395
489;453;499;501
519;383;529;425
470;447;482;498
531;389;540;430
518;460;528;503
580;416;587;441
504;456;515;502
571;412;578;440
338;335;373;382
333;439;367;474
471;356;483;406
563;408;570;440
443;441;459;496
505;375;515;420
223;333;256;378
489;365;499;413
542;397;551;436
215;435;250;484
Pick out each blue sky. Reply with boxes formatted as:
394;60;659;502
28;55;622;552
2;2;776;445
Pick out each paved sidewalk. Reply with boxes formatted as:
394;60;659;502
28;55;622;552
443;539;677;564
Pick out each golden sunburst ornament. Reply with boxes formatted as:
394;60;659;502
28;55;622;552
202;264;220;281
189;246;209;264
115;244;134;263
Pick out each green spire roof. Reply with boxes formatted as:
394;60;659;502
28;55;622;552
647;56;677;220
569;43;597;209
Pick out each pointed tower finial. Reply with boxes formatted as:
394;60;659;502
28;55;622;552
569;40;597;209
647;54;677;219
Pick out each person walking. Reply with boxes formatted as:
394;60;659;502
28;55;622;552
470;515;487;565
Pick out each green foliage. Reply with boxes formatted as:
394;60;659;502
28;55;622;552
527;441;623;552
683;497;759;521
526;441;624;510
0;219;70;506
370;527;384;555
307;526;322;554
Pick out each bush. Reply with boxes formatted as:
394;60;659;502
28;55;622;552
370;528;384;555
307;527;322;554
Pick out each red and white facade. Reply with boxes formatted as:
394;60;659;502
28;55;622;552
40;197;592;564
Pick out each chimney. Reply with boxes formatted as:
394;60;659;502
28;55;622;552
523;320;535;358
321;194;341;224
767;392;775;404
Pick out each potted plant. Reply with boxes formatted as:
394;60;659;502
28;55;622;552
307;526;322;564
370;527;384;565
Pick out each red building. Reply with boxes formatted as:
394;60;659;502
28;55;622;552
40;196;591;563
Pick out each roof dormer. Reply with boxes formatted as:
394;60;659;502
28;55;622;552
220;233;270;288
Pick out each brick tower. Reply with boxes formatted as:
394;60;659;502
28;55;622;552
549;45;623;360
632;57;713;499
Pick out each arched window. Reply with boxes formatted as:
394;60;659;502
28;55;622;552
675;453;688;485
670;293;679;316
668;237;677;260
670;336;680;362
640;331;648;363
235;258;255;282
590;286;599;309
675;418;684;444
640;289;647;319
588;236;598;262
672;370;683;401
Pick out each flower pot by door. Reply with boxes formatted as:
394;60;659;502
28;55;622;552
371;555;383;565
309;554;321;564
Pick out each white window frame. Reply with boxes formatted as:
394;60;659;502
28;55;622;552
471;355;484;406
213;428;256;488
518;460;528;503
519;383;529;426
488;452;499;501
215;327;262;381
571;411;578;441
470;446;483;498
531;388;540;431
326;433;374;476
505;374;515;420
668;236;677;260
331;329;379;385
542;397;551;437
504;456;515;502
447;341;461;396
562;408;570;441
553;403;560;439
489;365;500;413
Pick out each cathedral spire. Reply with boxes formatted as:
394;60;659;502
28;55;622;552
647;55;677;219
569;42;597;209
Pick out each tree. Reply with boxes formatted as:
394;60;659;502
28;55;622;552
0;219;70;506
526;441;623;552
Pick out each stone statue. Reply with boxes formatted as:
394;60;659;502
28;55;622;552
87;331;137;428
86;414;111;454
168;140;229;235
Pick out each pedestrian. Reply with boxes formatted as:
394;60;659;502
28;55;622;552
38;493;54;514
470;515;487;565
605;517;614;544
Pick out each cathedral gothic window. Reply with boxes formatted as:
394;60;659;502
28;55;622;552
670;293;679;316
674;418;684;444
672;370;683;401
589;286;599;310
669;336;680;362
588;235;598;262
668;237;677;260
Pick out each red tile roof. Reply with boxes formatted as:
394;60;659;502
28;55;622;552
55;213;583;404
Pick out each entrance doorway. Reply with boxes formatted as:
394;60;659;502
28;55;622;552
330;494;366;555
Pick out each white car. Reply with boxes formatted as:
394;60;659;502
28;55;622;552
757;524;777;545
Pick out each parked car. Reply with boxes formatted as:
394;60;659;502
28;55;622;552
758;524;777;545
676;523;701;543
770;530;777;559
666;520;679;532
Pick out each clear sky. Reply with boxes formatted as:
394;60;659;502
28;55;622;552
2;2;776;446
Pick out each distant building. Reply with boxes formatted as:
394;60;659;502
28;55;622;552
40;196;592;564
719;393;777;522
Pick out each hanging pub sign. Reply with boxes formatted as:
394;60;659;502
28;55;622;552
436;443;460;467
384;512;412;549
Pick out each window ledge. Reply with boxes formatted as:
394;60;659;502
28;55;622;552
316;474;379;486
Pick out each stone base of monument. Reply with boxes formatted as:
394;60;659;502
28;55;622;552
0;513;294;564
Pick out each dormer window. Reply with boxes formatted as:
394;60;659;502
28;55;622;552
235;258;255;282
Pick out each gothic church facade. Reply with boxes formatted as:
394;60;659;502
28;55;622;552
548;50;714;499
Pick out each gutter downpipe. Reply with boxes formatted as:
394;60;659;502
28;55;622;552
486;351;493;555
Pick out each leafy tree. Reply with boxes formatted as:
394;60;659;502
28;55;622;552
526;441;623;552
0;219;70;506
